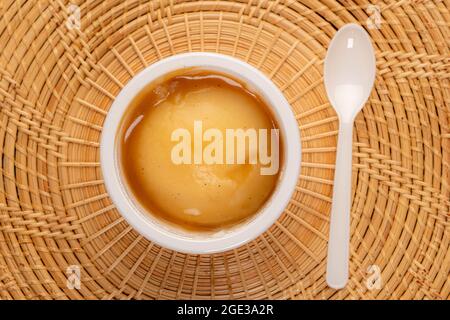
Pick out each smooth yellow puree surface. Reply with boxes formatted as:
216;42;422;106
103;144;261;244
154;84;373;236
121;71;279;231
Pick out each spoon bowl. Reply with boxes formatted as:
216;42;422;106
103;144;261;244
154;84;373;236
324;24;376;289
324;24;376;122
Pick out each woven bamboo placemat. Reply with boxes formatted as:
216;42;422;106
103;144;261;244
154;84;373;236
0;0;449;300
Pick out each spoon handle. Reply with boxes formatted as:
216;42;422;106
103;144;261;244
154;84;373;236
326;121;353;289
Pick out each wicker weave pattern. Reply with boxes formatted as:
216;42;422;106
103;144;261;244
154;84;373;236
0;0;448;300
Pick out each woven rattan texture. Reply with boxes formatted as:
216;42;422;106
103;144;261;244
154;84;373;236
0;0;449;300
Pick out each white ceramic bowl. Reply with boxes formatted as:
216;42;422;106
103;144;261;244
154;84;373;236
100;52;301;254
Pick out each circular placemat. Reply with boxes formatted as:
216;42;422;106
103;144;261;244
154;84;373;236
0;0;448;300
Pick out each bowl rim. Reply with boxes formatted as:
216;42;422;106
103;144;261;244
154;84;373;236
100;52;301;254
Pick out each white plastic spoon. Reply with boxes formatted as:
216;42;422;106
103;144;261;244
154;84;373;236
324;24;376;289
